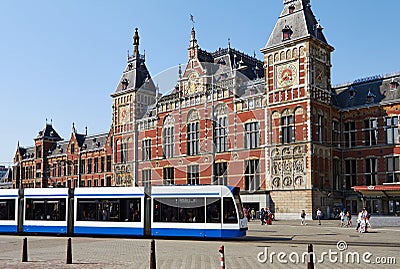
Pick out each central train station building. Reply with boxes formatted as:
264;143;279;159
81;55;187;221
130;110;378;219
13;0;400;218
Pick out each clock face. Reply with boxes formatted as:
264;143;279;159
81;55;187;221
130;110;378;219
119;106;129;124
315;64;326;88
277;63;297;88
187;72;200;94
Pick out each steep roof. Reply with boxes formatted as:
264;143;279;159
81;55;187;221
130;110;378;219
112;28;156;96
332;72;400;109
264;0;329;50
35;123;62;141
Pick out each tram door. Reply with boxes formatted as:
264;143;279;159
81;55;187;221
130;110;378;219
17;189;24;233
144;194;151;236
67;188;74;235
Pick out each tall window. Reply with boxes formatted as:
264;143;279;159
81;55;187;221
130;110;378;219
215;116;228;152
106;155;112;172
364;118;378;146
387;156;400;183
316;114;323;143
344;159;356;190
385;116;398;144
333;159;340;190
71;144;75;154
35;145;42;158
365;158;377;185
80;159;86;174
214;162;227;185
344;121;356;148
163;167;174;185
187;164;199;185
142;139;151;161
163;115;174;158
121;141;128;163
73;160;78;175
244;159;260;191
332;120;340;147
281;115;294;144
87;159;92;174
163;126;174;158
245;121;260;149
100;157;105;172
94;157;98;173
142;169;152;189
187;122;199;155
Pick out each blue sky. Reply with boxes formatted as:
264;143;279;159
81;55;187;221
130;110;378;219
0;0;399;164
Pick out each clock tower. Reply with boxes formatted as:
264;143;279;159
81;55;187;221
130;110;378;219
111;28;156;187
261;0;335;219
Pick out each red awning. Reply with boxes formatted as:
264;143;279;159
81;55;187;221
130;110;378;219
353;184;400;198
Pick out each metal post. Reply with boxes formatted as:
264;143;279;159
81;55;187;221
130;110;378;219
66;237;72;264
22;237;28;262
210;66;215;185
150;239;156;269
218;245;225;269
307;244;314;269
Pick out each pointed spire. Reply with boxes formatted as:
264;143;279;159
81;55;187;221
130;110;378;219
133;27;140;55
72;122;76;133
189;27;198;49
85;126;87;136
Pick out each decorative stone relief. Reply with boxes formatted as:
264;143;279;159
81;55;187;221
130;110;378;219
272;177;280;188
294;176;303;186
283;177;292;186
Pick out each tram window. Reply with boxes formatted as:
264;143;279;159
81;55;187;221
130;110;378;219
153;198;205;223
223;197;238;224
25;199;66;221
206;198;221;223
77;198;141;222
0;200;15;220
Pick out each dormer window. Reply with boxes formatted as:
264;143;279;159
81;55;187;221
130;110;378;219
349;87;355;98
366;89;376;104
289;5;295;14
390;79;398;90
121;78;129;90
282;25;293;41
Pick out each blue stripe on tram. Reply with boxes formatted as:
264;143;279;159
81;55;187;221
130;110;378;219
74;226;144;236
151;228;246;238
0;225;18;233
23;225;68;234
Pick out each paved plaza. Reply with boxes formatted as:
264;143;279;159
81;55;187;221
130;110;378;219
0;218;398;268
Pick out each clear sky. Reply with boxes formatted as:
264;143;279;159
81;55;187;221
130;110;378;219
0;0;399;164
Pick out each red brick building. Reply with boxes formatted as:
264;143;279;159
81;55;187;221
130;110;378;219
13;123;113;189
13;0;400;217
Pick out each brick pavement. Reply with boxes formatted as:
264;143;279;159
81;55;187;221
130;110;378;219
0;219;398;269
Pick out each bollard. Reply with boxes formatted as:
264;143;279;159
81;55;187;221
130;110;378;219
66;237;72;264
218;245;225;269
150;239;156;269
22;237;28;262
307;244;314;269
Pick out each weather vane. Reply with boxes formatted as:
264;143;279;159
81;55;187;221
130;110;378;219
190;14;195;28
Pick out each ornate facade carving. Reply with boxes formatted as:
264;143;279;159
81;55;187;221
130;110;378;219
270;145;306;190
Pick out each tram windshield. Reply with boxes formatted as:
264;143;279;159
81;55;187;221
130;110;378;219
25;198;66;221
0;199;15;220
233;187;244;219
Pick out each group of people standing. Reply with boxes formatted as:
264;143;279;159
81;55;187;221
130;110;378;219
243;207;274;225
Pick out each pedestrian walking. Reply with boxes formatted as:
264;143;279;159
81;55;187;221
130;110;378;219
300;210;307;225
316;208;322;225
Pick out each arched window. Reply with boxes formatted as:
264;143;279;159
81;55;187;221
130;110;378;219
187;110;200;156
162;115;174;158
214;104;228;152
